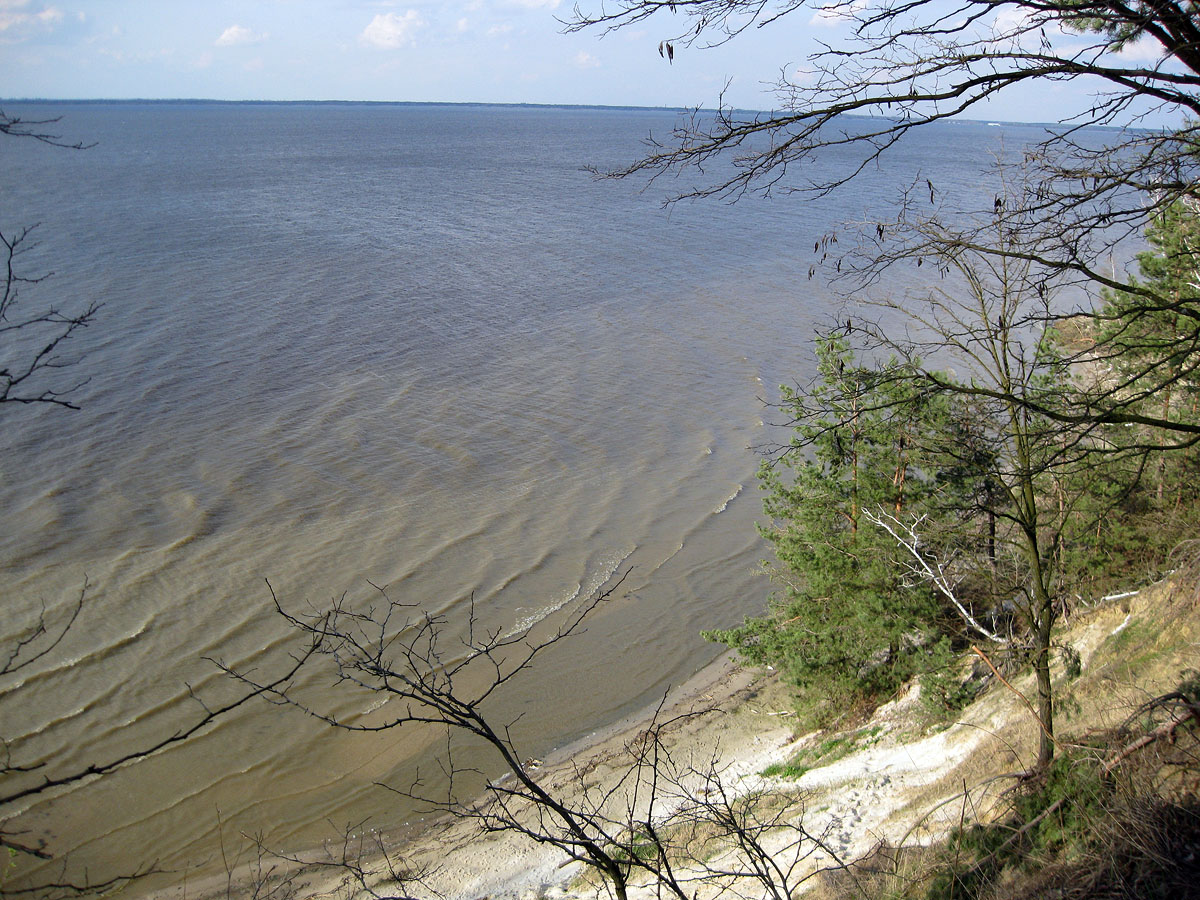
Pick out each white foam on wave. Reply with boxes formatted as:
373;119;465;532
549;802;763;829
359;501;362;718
506;546;634;637
10;615;152;693
713;483;744;514
657;541;686;569
361;694;391;716
509;582;581;637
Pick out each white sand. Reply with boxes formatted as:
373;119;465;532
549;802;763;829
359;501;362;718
206;594;1147;900
286;647;1039;900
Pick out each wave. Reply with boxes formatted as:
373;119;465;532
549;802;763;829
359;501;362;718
506;546;635;637
713;483;744;514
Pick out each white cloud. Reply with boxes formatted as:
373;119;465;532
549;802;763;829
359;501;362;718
992;6;1035;34
456;17;469;32
215;24;266;47
574;50;600;68
360;10;424;49
808;0;866;28
487;22;513;37
1110;33;1165;63
0;1;63;35
505;0;560;7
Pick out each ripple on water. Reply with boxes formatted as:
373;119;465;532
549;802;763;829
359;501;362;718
0;102;1014;891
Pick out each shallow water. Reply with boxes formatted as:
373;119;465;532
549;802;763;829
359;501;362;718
0;102;1032;889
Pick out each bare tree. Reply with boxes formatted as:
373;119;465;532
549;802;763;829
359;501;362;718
835;171;1200;446
0;587;320;899
1;109;98;410
222;579;864;900
567;0;1200;205
796;185;1146;766
568;0;1200;440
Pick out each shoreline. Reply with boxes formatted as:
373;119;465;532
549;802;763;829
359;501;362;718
386;650;795;900
179;651;796;900
177;571;1175;900
174;650;787;900
540;650;751;771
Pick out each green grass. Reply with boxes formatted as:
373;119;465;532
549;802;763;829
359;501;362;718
762;725;884;779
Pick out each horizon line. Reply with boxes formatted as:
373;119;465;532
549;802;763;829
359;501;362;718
3;97;713;113
0;97;1082;128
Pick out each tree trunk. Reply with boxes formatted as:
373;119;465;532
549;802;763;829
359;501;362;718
1158;382;1173;504
1034;609;1056;770
1011;399;1057;768
850;385;860;534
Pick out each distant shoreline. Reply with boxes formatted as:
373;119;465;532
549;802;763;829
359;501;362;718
0;97;708;114
0;98;1109;130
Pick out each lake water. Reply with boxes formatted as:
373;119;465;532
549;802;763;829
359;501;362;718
0;102;1033;891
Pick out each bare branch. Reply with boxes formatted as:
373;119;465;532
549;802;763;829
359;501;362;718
863;507;1007;644
221;575;884;899
0;225;98;411
0;581;85;679
1;629;320;812
0;111;94;151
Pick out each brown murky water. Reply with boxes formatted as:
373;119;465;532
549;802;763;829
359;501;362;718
0;102;1017;892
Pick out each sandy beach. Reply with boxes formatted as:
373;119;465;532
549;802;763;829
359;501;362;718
396;652;795;899
173;586;1165;900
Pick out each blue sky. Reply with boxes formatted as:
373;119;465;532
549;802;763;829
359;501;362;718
0;0;787;108
0;0;1181;124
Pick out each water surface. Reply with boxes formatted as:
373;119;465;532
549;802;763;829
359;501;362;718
0;102;1028;889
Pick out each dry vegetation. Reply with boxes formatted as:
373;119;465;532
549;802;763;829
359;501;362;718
161;558;1200;900
796;570;1200;900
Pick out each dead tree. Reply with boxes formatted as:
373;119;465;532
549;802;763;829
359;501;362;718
1;109;98;410
568;0;1200;441
805;186;1142;767
0;584;320;899
223;579;863;900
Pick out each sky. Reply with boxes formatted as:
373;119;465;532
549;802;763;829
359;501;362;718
0;0;1183;125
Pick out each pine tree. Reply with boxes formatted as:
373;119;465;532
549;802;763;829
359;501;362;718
706;338;953;719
